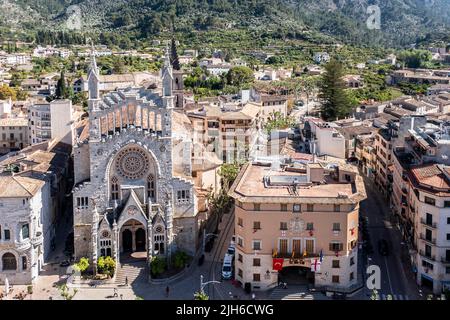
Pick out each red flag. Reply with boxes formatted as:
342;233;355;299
272;258;284;271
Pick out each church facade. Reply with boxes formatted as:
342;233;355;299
72;49;211;273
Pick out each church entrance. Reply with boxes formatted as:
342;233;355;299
135;228;146;251
122;229;132;252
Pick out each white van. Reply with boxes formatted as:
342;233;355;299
221;253;233;280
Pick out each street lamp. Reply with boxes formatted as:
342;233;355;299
202;232;218;254
200;274;221;295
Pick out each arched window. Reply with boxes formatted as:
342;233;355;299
2;253;17;271
111;176;119;200
147;174;155;200
153;225;165;255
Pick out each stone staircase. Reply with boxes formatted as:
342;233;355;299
115;261;148;286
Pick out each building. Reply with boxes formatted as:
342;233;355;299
187;102;261;163
0;117;29;155
72;49;220;275
29;100;79;145
302;118;346;159
390;69;450;85
313;52;330;64
0;140;72;285
228;160;367;292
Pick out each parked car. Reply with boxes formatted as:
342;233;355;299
227;245;235;257
378;239;389;256
221;254;234;280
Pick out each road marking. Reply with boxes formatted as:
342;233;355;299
384;257;394;294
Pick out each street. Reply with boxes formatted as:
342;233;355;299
358;177;421;300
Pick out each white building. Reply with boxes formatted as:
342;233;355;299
313;52;330;64
303;118;346;159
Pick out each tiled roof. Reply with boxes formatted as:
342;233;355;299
0;176;44;198
409;164;450;195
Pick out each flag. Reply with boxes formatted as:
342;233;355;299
272;248;278;258
319;249;323;263
273;258;284;271
310;258;321;272
291;251;295;259
303;249;307;257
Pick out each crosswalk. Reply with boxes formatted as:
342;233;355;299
270;287;317;300
378;293;410;300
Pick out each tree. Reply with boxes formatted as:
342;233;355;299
0;85;17;100
226;66;254;88
264;111;295;134
173;251;190;269
97;256;116;277
150;256;166;276
398;50;432;69
170;38;181;70
218;163;240;191
55;70;70;99
74;257;89;274
318;59;352;121
58;284;78;300
194;291;209;300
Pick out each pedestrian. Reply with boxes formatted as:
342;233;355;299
113;288;118;297
125;276;128;286
251;293;256;300
283;282;288;289
165;286;170;298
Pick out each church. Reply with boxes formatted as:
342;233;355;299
72;47;221;274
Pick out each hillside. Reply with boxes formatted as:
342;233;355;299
1;0;450;47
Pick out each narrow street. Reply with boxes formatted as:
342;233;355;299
359;177;421;300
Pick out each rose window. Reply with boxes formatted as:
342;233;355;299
115;147;150;180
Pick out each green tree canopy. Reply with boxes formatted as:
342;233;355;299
226;66;254;87
318;59;352;121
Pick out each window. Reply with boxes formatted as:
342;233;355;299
424;196;435;206
332;223;341;231
252;240;261;251
21;224;29;240
332;260;340;268
279;239;288;255
254;203;261;211
280;222;288;230
448;217;450;224
447;234;450;241
329;242;343;252
350;272;354;281
422;260;434;270
446;267;450;274
238;217;243;227
281;204;288;211
0;225;1;240
238;269;243;278
177;190;190;202
426;213;433;226
237;236;243;247
253;274;261;282
332;275;340;283
444;201;450;208
306;223;314;231
307;204;314;212
147;175;155;200
76;197;89;209
22;256;27;270
425;229;432;241
253;258;261;267
334;204;341;212
253;221;261;230
293;204;301;212
238;254;243;263
350;257;355;266
305;239;314;254
2;253;17;270
4;229;10;241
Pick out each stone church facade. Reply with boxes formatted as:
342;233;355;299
72;49;208;273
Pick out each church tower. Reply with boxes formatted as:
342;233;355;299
170;38;184;110
88;45;101;142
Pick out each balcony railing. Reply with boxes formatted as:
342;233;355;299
419;250;436;261
420;219;437;228
419;234;436;245
272;250;320;259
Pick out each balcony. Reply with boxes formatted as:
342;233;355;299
419;250;436;261
419;234;436;245
420;219;437;229
272;249;319;259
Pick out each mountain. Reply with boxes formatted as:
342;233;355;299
1;0;450;47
